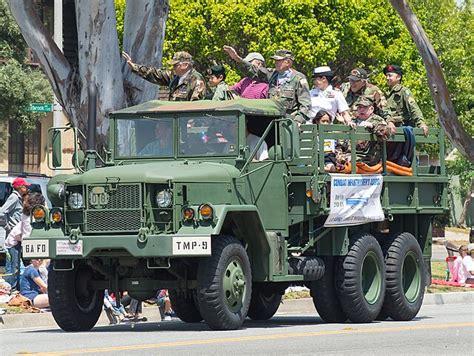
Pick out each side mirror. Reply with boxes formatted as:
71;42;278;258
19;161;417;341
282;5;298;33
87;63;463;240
52;129;62;168
72;150;85;168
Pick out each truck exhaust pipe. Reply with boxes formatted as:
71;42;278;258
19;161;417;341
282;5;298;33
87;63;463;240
87;83;97;151
85;83;97;170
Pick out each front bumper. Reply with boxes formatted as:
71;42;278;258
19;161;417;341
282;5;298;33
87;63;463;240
22;232;211;259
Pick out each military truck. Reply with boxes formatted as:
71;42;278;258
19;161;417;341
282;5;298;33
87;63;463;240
24;90;448;331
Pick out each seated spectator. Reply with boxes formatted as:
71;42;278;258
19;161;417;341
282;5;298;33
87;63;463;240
229;52;269;99
206;65;234;100
122;292;146;321
104;290;130;324
309;66;352;125
457;244;474;284
20;259;49;308
157;289;173;321
4;192;45;291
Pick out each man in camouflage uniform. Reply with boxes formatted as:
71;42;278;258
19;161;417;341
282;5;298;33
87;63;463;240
384;64;428;136
335;96;389;168
223;46;311;123
122;51;206;101
341;68;388;120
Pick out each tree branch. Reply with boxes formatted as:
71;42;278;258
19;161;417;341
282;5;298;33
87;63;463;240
6;0;72;119
389;0;474;163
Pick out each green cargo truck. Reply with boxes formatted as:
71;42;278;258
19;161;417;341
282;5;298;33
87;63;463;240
24;94;448;331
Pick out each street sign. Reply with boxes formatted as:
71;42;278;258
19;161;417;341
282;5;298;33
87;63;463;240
29;103;53;112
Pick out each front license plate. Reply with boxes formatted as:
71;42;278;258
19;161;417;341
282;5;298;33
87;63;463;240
172;236;211;256
22;240;49;258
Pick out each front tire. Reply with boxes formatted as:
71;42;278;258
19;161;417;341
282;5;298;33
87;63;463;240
49;261;103;331
169;290;203;323
247;284;282;320
197;235;252;330
336;232;385;323
380;232;425;321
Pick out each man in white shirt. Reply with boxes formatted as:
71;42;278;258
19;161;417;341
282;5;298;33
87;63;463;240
309;66;352;125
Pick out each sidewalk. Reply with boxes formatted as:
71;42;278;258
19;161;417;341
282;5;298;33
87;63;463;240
1;292;473;330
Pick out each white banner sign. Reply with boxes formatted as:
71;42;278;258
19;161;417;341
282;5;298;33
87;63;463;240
325;174;385;227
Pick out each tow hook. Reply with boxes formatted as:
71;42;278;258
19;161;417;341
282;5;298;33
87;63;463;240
137;227;149;243
69;228;81;244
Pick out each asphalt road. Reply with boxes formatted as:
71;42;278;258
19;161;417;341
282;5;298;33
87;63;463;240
1;302;472;356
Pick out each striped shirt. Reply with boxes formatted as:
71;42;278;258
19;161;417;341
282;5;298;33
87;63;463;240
230;78;269;99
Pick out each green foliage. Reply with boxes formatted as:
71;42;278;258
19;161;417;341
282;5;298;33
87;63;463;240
0;0;52;133
115;0;472;143
114;0;125;49
447;153;474;196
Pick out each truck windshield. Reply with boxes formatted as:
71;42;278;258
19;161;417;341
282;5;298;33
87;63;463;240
116;117;174;158
178;115;238;157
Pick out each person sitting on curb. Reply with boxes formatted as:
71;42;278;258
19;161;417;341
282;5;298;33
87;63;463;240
19;259;49;309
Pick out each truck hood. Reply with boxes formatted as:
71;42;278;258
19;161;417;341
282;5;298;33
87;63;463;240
64;161;240;185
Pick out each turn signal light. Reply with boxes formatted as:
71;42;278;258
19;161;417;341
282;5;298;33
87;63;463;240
199;204;213;220
32;207;46;222
182;207;195;221
50;208;63;223
305;190;313;198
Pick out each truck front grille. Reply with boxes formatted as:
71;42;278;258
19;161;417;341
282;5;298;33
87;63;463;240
84;183;142;233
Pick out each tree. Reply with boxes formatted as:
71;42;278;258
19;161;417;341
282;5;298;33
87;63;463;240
5;0;169;150
0;0;52;135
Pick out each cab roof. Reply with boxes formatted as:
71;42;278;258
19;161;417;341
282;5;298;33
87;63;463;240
111;98;285;117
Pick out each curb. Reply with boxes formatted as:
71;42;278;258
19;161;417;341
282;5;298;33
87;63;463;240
1;292;473;330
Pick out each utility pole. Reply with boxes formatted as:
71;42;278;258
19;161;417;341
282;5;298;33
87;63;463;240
53;0;63;175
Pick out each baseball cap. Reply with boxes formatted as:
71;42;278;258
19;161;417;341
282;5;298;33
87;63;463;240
312;66;334;78
355;95;374;107
207;64;226;78
347;68;368;81
271;49;294;61
12;177;31;189
243;52;265;63
383;64;403;76
170;51;193;65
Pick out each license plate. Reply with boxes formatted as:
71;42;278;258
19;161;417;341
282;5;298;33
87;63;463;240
56;240;83;255
22;240;49;258
172;236;211;256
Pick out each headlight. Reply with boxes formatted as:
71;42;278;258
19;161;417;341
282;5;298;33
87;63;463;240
156;190;173;208
68;192;84;209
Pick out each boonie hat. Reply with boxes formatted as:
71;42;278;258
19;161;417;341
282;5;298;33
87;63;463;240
347;68;368;81
207;64;226;78
170;51;193;65
312;66;334;78
243;52;265;63
383;64;403;77
355;95;374;107
12;177;30;189
468;243;474;253
271;49;294;61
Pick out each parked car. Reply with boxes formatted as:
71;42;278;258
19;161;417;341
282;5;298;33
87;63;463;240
0;174;51;253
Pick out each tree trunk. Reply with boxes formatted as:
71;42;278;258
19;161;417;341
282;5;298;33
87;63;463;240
6;0;169;151
122;0;169;105
389;0;474;163
458;180;473;227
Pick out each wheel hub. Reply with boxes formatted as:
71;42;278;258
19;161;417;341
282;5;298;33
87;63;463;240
223;258;247;313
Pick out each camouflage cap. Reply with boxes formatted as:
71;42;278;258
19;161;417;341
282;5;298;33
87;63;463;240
383;64;403;76
355;95;374;107
347;68;368;81
271;49;294;61
170;51;193;65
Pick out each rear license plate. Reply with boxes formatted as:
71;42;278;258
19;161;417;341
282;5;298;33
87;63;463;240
22;240;49;258
172;236;211;256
